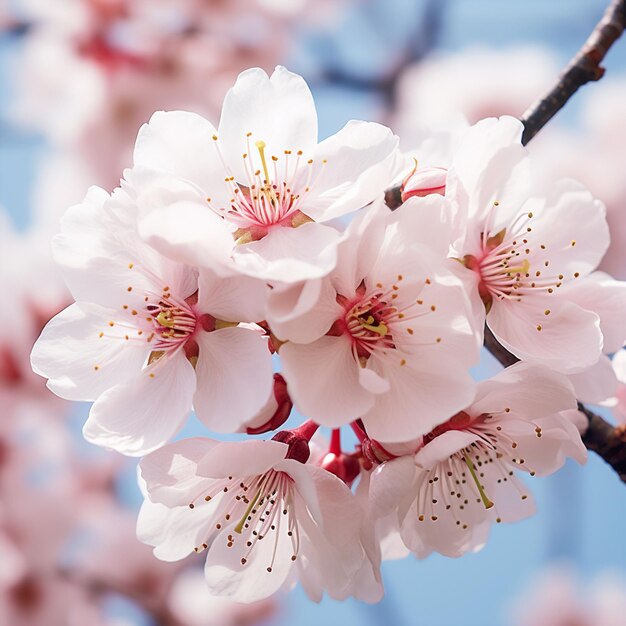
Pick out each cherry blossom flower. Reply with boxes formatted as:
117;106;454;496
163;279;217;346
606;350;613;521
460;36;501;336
133;66;400;282
449;116;612;373
366;363;585;559
271;198;479;442
137;436;372;603
31;185;273;455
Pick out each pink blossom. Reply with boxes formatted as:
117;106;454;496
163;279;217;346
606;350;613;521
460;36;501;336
449;116;614;373
137;437;373;603
509;566;626;626
271;198;479;443
167;567;278;626
400;162;447;201
392;46;558;144
133;66;400;282
31;185;273;455
366;363;585;559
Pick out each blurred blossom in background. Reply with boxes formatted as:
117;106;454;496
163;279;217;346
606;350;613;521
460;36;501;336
1;0;626;624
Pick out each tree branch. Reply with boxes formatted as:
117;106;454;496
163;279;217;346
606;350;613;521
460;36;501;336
520;0;626;144
384;0;626;210
577;403;626;483
485;326;626;485
383;1;626;483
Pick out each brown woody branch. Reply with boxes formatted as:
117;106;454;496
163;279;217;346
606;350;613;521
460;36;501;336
481;0;626;484
484;327;626;484
385;0;626;481
520;0;626;144
384;0;626;210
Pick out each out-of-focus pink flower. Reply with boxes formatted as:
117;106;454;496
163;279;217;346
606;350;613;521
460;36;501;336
392;46;558;147
167;567;278;626
0;209;68;394
11;0;348;188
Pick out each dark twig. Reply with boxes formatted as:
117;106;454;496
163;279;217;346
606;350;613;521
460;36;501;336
577;403;626;483
483;326;519;369
520;0;626;144
384;0;626;209
485;326;626;485
383;1;626;483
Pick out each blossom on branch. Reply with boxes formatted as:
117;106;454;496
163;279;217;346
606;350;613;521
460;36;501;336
366;363;585;558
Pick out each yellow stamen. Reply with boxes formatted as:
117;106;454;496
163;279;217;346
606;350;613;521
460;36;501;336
234;490;261;534
358;316;388;336
255;140;278;204
255;141;271;184
463;451;494;509
156;311;176;328
505;259;530;276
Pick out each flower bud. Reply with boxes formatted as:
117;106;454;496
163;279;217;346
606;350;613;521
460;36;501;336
272;420;319;464
246;374;293;435
361;438;396;465
272;430;311;464
401;165;447;202
320;452;361;486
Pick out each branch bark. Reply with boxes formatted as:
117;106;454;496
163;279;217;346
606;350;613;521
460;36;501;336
384;0;626;483
384;0;626;210
520;0;626;144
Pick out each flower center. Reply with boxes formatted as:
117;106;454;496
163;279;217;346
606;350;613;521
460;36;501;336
462;206;582;318
146;290;198;357
95;271;200;375
333;283;399;361
188;470;299;573
208;133;326;242
416;411;539;527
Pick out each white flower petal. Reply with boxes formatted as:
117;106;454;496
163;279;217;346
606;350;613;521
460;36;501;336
218;66;318;179
31;302;146;401
139;438;219;507
488;295;603;373
83;350;196;456
232;222;340;283
133;111;225;194
194;327;274;433
281;335;375;427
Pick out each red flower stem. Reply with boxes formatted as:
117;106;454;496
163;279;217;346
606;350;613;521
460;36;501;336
350;421;367;443
329;429;342;455
291;420;320;442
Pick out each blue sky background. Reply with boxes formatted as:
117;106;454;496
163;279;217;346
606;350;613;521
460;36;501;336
2;1;626;625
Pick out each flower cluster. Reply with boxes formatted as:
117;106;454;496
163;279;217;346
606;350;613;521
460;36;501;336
31;66;626;604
